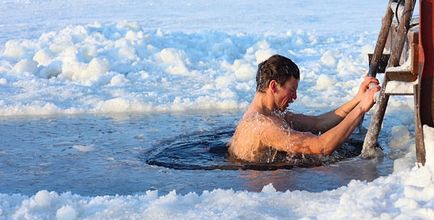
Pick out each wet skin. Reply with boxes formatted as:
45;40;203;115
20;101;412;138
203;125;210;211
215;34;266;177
229;76;380;162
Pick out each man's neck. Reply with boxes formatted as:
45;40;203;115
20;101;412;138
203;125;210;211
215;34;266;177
251;92;276;115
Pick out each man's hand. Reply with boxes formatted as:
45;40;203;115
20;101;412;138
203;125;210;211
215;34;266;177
355;75;380;102
359;85;381;113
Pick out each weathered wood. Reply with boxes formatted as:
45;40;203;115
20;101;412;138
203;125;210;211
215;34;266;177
414;83;426;165
386;18;419;65
385;70;417;82
368;0;394;77
362;0;415;158
409;29;419;75
391;1;405;18
388;0;415;67
368;53;390;73
361;81;390;158
357;0;394;143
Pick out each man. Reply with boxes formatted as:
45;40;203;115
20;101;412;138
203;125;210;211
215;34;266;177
228;54;380;162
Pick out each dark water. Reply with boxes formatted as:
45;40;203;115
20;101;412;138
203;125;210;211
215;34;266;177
144;126;366;170
0;110;393;196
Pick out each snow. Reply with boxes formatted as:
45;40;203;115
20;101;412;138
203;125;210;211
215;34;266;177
424;125;434;168
385;80;418;95
320;50;337;67
0;0;433;219
389;125;417;173
1;171;434;219
386;56;412;72
56;205;78;220
0;21;380;116
315;74;336;91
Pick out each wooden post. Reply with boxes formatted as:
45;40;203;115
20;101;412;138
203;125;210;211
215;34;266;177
367;0;394;78
415;0;434;165
388;0;415;67
414;83;426;165
356;0;394;140
361;0;415;158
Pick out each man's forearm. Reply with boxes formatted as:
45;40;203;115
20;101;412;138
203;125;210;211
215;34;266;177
318;105;364;155
315;97;360;132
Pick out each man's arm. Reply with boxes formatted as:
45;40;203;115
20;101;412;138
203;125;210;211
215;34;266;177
264;85;379;155
285;98;359;134
285;76;379;133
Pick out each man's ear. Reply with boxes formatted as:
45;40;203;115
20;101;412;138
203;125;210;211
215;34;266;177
269;80;277;93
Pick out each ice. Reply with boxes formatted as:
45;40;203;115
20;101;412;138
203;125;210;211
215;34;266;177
315;74;335;91
320;51;336;67
72;144;95;153
232;60;256;82
157;48;190;76
385;80;418;95
423;125;434;168
109;74;128;86
1;173;434;219
386;57;412;72
1;0;433;219
37;61;62;79
33;190;55;207
390;125;412;151
12;59;38;75
33;49;54;66
336;57;364;77
0;21;377;116
56;205;78;220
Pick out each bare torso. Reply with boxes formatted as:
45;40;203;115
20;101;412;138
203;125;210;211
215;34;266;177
228;109;290;162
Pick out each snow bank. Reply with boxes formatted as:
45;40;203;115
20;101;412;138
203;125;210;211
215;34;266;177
1;167;433;219
424;125;434;169
0;1;430;218
0;21;378;116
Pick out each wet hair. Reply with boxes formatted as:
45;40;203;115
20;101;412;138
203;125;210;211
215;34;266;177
256;54;300;93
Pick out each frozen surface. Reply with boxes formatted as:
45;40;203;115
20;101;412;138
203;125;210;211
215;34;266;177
385;80;418;94
0;0;389;116
0;21;382;116
0;0;388;44
0;0;433;219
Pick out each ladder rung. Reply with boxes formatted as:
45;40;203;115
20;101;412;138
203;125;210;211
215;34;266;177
385;70;417;82
384;80;418;95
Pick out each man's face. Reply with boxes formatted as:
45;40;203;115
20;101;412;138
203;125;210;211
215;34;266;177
274;77;299;112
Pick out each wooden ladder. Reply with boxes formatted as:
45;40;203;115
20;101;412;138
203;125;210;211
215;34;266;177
361;0;419;158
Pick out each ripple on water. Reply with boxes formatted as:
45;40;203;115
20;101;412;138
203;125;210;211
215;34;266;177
143;126;366;170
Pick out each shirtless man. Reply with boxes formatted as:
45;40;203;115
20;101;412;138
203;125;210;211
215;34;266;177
228;54;380;162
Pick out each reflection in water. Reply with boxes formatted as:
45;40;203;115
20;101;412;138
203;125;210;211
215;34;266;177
144;126;366;171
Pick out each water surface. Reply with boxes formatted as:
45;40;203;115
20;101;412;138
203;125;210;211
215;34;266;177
0;110;393;196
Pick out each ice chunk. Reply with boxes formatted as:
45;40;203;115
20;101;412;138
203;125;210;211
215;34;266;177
315;74;335;90
33;49;54;66
320;51;336;67
156;48;189;76
56;205;78;220
73;144;95;153
12;59;38;74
